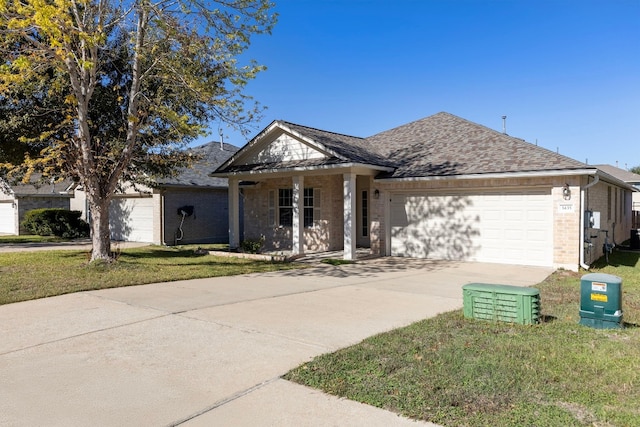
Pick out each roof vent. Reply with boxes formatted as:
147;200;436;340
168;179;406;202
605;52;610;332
501;115;507;134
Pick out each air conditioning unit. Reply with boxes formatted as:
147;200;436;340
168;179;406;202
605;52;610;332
462;283;540;325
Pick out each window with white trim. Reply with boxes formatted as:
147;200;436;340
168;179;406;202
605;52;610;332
361;190;368;237
272;188;320;228
279;188;293;227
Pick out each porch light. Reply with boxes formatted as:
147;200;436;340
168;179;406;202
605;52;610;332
563;184;571;200
374;189;380;199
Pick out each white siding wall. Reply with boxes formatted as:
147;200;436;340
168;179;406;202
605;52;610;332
241;134;325;164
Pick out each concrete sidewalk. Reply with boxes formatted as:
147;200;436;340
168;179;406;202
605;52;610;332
0;258;553;426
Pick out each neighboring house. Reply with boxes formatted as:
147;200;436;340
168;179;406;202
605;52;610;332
0;176;75;235
72;142;240;245
594;164;640;229
213;112;635;271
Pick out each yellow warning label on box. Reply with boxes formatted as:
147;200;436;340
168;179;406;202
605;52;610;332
591;293;608;302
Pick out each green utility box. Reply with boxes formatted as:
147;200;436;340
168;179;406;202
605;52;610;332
462;283;540;325
579;273;623;329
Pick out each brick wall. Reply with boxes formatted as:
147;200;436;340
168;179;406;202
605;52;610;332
242;175;343;252
583;179;631;265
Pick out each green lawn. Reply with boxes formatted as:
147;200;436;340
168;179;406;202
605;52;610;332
285;251;640;427
0;234;67;244
0;244;302;305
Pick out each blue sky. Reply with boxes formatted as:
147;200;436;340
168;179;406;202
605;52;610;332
201;0;639;169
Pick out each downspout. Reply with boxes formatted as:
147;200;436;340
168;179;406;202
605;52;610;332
580;174;600;270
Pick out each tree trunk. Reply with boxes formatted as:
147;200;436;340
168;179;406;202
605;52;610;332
88;193;112;262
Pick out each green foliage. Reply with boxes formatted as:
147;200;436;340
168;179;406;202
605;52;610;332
1;0;276;260
630;165;640;175
240;236;265;254
21;208;89;239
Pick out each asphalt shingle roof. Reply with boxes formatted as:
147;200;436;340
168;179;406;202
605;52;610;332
161;142;239;187
366;112;588;179
280;121;391;167
216;112;591;179
594;164;640;184
2;174;74;196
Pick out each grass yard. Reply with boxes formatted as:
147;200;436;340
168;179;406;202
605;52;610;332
0;234;66;244
285;250;640;427
0;244;303;305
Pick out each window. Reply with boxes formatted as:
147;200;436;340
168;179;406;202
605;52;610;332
304;188;314;228
361;190;368;237
276;187;318;228
279;188;293;227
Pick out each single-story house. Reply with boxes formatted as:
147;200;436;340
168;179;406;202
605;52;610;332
213;112;635;271
72;142;240;245
0;176;75;235
593;164;640;229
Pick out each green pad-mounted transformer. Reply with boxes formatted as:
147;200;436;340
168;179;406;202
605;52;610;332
462;283;540;325
579;273;623;329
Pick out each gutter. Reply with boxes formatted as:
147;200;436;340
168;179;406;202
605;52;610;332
374;168;599;183
211;162;395;178
580;174;600;270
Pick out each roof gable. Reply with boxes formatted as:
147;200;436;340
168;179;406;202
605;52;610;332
240;128;327;165
215;121;390;174
366;112;587;179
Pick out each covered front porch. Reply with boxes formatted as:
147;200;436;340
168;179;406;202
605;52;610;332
227;167;383;260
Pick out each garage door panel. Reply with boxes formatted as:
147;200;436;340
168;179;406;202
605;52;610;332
390;190;552;267
0;202;16;234
109;197;154;242
391;195;482;260
504;210;525;221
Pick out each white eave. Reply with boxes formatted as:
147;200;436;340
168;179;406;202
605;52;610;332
213;162;394;178
375;168;637;191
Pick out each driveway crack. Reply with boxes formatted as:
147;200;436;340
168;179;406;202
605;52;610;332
167;377;281;426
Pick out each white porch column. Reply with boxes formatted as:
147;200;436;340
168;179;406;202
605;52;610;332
343;172;356;260
228;178;240;249
292;175;304;255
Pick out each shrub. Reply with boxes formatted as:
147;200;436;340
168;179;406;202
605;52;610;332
22;209;90;239
240;236;265;254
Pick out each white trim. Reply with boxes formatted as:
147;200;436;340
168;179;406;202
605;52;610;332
213;162;394;178
375;168;636;191
375;168;599;182
292;176;304;255
343;173;357;260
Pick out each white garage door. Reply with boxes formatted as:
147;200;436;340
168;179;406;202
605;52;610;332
109;197;154;242
390;190;552;267
0;202;16;234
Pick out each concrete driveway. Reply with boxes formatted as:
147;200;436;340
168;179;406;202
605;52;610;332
0;258;553;426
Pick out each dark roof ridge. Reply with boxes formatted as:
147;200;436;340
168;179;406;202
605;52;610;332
277;120;365;141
